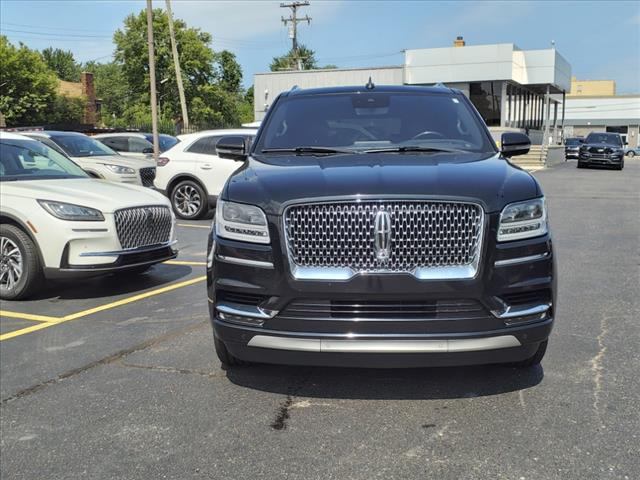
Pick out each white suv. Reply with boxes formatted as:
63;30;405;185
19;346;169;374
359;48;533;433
154;129;257;219
23;131;157;187
93;132;179;158
0;133;177;300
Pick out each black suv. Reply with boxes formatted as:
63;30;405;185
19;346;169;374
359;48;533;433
564;137;583;159
578;132;625;170
207;85;556;369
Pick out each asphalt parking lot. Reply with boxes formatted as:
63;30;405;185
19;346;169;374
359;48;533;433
1;159;638;480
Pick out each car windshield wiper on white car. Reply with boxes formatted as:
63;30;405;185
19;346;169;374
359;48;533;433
261;146;355;155
364;145;466;154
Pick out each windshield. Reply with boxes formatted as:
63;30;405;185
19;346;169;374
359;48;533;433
0;139;88;181
565;138;582;146
51;134;118;157
585;133;622;146
255;91;495;154
144;134;179;152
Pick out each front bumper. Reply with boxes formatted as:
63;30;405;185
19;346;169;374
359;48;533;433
207;214;556;367
579;154;623;166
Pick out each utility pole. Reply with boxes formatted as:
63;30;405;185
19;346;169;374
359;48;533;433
280;1;311;70
165;0;189;131
146;0;160;160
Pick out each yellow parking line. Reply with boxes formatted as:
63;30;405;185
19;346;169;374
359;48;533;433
0;310;60;323
0;321;59;341
177;223;210;229
164;260;207;266
61;276;206;321
0;275;207;341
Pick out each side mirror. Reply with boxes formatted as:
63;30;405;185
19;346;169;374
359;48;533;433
500;132;531;158
142;147;154;154
217;136;247;161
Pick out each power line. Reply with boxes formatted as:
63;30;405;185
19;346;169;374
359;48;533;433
0;27;112;39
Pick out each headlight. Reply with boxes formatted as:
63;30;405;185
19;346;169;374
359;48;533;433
38;200;104;221
497;198;547;242
102;164;135;174
215;199;270;244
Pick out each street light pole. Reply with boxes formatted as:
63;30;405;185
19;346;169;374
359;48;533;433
146;0;160;160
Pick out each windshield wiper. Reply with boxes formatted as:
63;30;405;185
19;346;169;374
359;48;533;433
364;146;465;154
261;146;354;155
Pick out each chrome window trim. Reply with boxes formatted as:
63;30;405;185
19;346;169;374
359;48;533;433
282;198;486;281
247;334;521;353
216;255;274;269
494;252;549;267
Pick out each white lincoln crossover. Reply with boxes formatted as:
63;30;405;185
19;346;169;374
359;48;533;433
0;132;177;300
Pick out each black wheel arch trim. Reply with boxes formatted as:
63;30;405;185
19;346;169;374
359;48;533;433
0;213;47;268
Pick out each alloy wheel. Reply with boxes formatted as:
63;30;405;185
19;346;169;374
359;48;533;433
174;184;202;217
0;236;23;291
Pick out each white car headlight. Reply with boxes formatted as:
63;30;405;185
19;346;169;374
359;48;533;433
497;198;547;242
215;199;270;244
38;200;105;221
102;164;135;174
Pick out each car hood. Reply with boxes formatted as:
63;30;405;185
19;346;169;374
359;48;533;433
69;154;155;169
225;152;540;214
2;178;170;213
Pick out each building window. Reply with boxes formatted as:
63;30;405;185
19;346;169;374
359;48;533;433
469;81;501;127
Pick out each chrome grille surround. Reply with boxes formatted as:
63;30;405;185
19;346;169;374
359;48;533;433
284;199;485;280
114;205;173;250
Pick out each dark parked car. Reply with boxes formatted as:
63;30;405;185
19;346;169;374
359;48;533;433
564;137;583;159
207;84;556;369
578;132;625;170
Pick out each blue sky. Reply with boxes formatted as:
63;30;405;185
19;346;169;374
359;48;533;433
1;0;639;93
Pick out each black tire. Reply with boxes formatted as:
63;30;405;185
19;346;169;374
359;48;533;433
616;160;624;170
510;340;548;369
627;151;635;158
577;162;584;168
171;179;208;220
0;224;44;300
214;335;247;367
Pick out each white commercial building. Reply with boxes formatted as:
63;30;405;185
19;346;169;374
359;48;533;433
563;95;640;148
254;40;572;145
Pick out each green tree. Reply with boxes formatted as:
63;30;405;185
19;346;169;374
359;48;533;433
42;47;81;82
83;61;129;124
214;50;242;94
113;8;215;118
0;36;57;126
270;44;317;71
47;95;85;124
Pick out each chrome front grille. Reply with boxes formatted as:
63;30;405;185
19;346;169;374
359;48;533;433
284;200;484;278
139;167;156;187
114;206;172;249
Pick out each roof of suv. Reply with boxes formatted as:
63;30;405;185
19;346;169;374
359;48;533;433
282;84;458;98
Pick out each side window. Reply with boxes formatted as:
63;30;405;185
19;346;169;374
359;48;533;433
40;138;67;156
101;137;128;152
187;136;221;155
128;137;153;153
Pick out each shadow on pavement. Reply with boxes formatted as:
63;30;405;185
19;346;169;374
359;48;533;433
225;362;544;400
26;264;195;301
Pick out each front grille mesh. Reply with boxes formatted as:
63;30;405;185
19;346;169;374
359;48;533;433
284;201;483;272
114;206;172;249
139;167;156;187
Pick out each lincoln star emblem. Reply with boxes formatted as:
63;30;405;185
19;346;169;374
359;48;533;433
373;210;392;262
